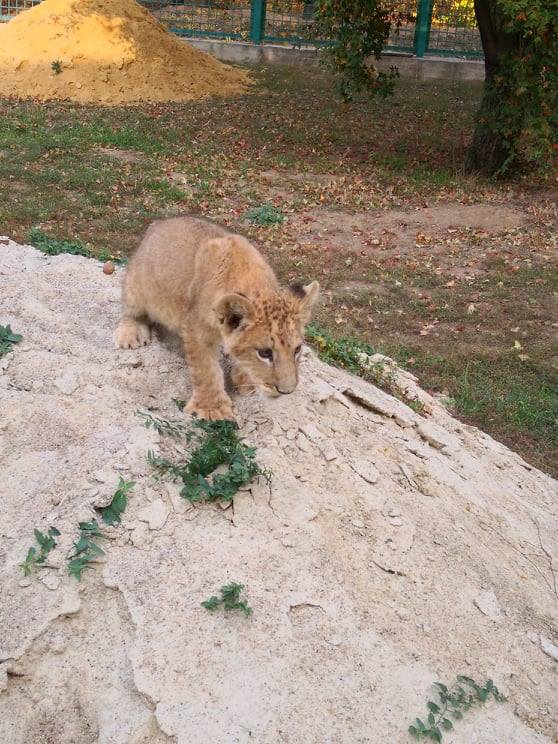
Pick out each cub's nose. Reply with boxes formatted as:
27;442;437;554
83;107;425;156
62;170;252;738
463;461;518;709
275;384;295;395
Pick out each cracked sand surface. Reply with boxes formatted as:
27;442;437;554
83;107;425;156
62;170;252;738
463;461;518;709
0;242;557;743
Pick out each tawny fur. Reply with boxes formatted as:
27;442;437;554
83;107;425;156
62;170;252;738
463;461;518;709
115;216;319;420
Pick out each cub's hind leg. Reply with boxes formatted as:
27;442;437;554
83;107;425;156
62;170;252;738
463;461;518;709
114;279;152;349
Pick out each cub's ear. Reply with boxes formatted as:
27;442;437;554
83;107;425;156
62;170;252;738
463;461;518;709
214;293;254;333
291;280;319;324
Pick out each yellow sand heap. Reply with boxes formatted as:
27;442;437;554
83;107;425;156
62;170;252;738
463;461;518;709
0;0;250;104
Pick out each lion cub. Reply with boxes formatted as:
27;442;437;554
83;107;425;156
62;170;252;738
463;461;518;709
115;216;319;420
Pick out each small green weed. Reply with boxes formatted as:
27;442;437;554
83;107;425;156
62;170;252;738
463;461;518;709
409;676;507;741
20;527;60;576
306;323;385;385
202;582;253;617
28;228;122;263
98;478;135;526
0;324;23;357
140;412;271;503
245;204;285;226
28;227;92;258
173;398;187;411
51;60;63;75
407;398;426;414
67;520;106;581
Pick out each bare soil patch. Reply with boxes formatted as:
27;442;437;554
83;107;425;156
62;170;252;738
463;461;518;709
290;203;530;272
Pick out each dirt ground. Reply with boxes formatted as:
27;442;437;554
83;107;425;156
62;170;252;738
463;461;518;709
1;241;557;743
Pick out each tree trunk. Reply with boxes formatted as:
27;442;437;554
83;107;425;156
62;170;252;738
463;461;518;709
465;0;522;175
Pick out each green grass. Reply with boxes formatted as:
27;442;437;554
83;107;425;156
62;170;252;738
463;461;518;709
28;227;92;257
306;320;557;473
306;323;376;377
144;178;188;202
384;345;557;473
27;227;125;262
394;350;557;442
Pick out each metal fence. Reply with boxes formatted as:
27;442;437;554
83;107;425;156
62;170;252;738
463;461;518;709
1;0;484;58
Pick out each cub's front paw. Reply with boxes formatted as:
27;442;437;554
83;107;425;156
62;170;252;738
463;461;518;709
186;396;234;421
115;321;151;349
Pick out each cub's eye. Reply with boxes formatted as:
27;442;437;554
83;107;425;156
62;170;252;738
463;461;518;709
257;348;273;361
294;345;302;357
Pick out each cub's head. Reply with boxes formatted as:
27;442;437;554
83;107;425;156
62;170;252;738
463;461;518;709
214;282;319;397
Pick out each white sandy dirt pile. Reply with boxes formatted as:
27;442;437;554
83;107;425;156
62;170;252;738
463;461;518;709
0;240;557;743
0;0;250;104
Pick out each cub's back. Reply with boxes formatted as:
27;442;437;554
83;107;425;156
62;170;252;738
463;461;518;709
131;216;228;281
124;216;230;331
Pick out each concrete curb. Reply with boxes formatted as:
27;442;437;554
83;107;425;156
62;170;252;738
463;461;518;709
184;38;485;81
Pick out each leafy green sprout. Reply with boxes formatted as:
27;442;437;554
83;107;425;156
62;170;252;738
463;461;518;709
98;478;135;525
409;676;507;741
305;323;387;386
67;520;107;581
20;527;60;576
0;325;23;357
139;412;271;503
245;204;285;226
51;60;63;75
202;583;253;617
27;228;124;263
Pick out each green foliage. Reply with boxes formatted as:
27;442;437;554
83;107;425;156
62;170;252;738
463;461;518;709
433;0;476;29
173;398;187;411
139;410;194;439
51;60;63;75
202;582;253;617
67;520;106;581
98;478;135;526
466;0;558;174
306;323;385;385
491;0;557;171
245;204;284;226
312;0;400;100
28;227;92;258
27;225;122;263
0;324;23;357
20;526;60;576
409;676;507;741
141;413;270;503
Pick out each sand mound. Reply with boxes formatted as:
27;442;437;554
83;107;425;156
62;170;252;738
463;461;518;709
0;239;557;743
0;0;250;104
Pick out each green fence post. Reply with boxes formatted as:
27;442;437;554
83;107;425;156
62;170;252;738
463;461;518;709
414;0;433;58
250;0;266;44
